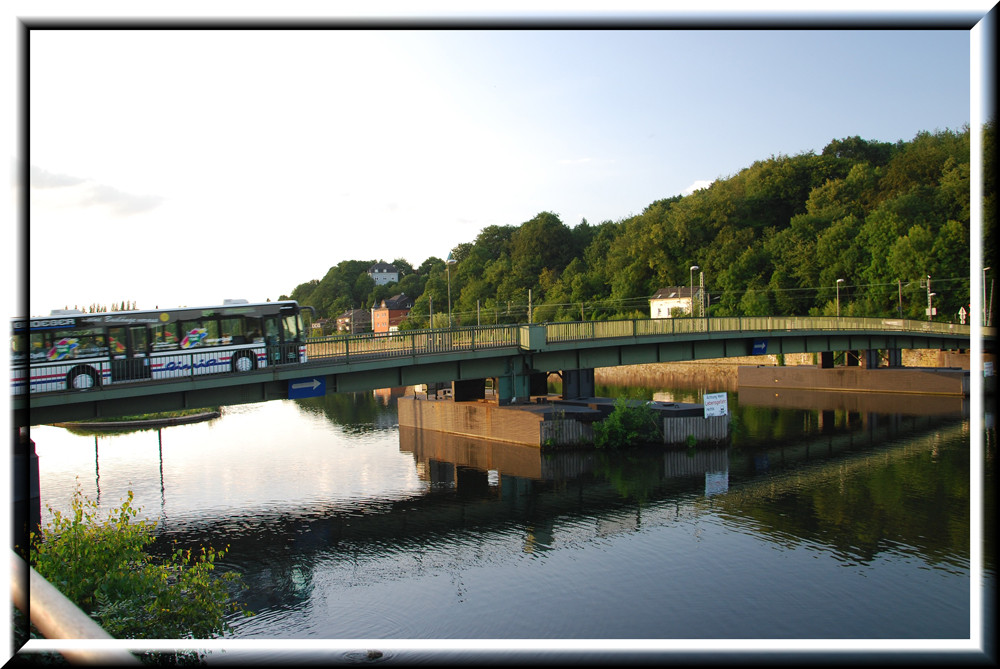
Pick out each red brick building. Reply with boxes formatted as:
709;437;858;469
371;294;414;333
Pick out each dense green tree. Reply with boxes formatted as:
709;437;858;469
821;135;896;166
280;125;981;326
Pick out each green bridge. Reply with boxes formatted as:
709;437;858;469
13;315;991;427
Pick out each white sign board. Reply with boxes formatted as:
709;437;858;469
703;392;729;417
985;361;994;377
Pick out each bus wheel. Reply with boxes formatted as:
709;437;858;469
67;366;99;391
232;351;256;373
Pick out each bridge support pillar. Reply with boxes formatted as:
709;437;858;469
452;378;486;401
862;349;881;368
562;368;595;399
495;371;548;405
819;351;834;369
497;373;531;405
885;348;902;367
13;427;40;552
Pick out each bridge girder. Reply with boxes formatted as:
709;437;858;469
13;325;977;427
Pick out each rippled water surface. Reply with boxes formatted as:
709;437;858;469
27;385;992;659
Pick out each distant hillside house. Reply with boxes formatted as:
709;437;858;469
311;317;332;335
372;293;414;333
367;262;399;286
650;287;695;318
336;308;372;334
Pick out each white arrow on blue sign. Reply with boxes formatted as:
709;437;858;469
288;377;325;399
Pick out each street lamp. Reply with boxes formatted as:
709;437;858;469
689;265;699;317
985;267;992;326
925;274;933;321
836;279;844;318
446;253;457;328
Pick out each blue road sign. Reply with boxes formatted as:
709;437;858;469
752;339;768;355
288;377;325;399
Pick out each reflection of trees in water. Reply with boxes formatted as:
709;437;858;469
593;449;675;504
719;421;970;568
292;391;399;432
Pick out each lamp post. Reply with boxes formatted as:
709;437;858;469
836;278;844;318
928;292;936;321
985;267;992;326
926;275;932;321
446;253;457;328
689;265;699;317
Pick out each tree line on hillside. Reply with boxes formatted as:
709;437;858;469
282;123;994;330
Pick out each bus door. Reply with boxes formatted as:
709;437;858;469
263;316;284;364
108;325;151;381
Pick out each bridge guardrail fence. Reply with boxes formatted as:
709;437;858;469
14;317;985;399
544;316;977;344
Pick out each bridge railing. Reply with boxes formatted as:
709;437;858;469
544;315;975;344
15;317;983;400
305;324;521;362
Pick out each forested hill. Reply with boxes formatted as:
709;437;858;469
283;123;993;328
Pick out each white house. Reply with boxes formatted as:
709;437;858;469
367;262;399;286
650;286;695;318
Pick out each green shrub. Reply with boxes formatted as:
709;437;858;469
30;486;250;664
592;397;661;449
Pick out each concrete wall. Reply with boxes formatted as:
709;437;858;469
398;396;545;446
660;415;731;445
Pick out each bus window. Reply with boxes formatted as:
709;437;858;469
11;332;26;365
282;314;300;342
152;324;180;351
220;317;249;345
179;320;214;348
263;317;280;345
34;329;107;360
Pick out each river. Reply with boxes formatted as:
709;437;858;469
26;380;994;663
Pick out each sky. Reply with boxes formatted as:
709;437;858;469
5;5;998;662
13;11;992;317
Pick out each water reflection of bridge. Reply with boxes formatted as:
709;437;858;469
142;411;968;615
398;425;730;484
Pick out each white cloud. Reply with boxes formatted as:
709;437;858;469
29;165;86;189
31;164;165;216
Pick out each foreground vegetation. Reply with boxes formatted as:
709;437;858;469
28;488;249;665
285;123;991;328
592;398;663;449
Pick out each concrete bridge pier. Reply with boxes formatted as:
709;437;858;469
13;427;40;552
820;348;903;369
495;371;548;405
561;368;595;400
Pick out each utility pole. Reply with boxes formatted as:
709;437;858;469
926;275;933;321
699;271;705;319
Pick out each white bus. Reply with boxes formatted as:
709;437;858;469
11;299;315;395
